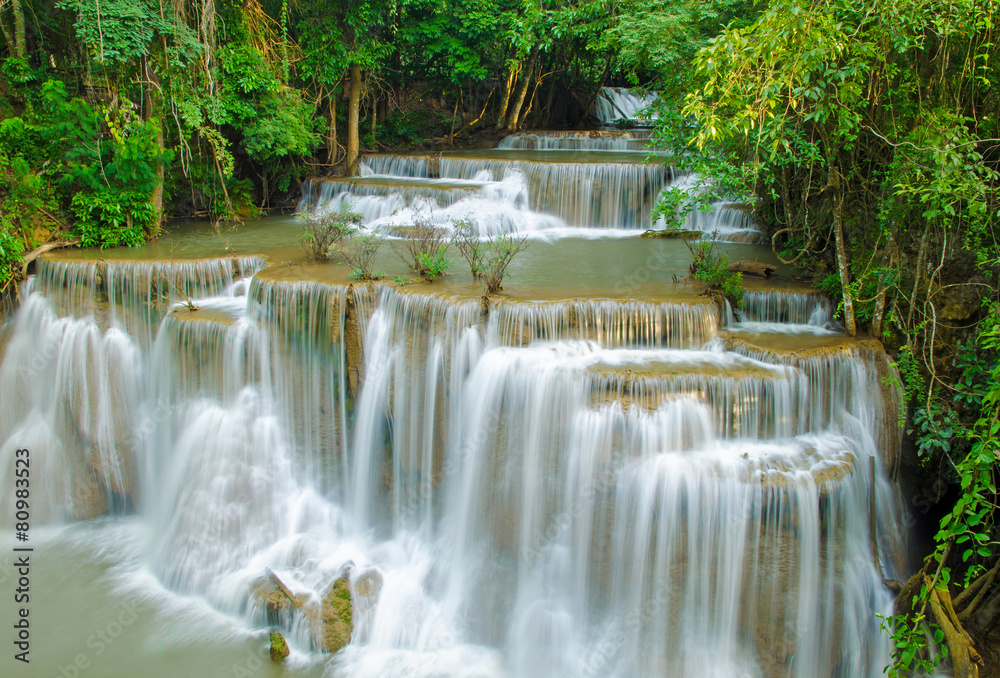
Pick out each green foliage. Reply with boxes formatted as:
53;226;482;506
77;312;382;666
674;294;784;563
878;609;947;677
342;231;387;280
58;0;163;65
452;219;529;295
936;313;1000;568
0;79;165;259
417;248;451;281
684;237;743;306
882;310;1000;675
393;213;452;280
0;224;25;291
298;206;363;261
71;190;157;248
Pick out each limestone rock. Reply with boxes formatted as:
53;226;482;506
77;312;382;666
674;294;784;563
250;577;305;627
319;577;353;653
269;631;290;661
640;229;703;239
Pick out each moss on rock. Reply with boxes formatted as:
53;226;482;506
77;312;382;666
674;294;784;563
269;631;290;661
640;229;703;239
319;577;353;653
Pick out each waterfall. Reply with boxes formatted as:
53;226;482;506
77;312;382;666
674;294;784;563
498;131;651;150
593;87;659;123
727;291;839;334
301;139;761;240
0;263;906;675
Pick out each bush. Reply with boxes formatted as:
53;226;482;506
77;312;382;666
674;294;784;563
393;211;452;281
685;236;744;307
453;218;487;277
418;248;451;281
0;223;24;292
341;231;386;281
452;219;529;295
298;205;362;261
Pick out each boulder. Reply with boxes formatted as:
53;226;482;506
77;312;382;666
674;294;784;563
319;577;353;653
269;631;290;661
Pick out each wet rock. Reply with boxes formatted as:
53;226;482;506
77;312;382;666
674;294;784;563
639;229;703;239
250;576;305;627
319;577;353;653
269;631;290;661
67;470;109;521
344;288;366;398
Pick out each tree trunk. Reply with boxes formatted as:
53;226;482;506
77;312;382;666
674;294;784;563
505;45;539;133
830;164;857;336
517;64;542;130
144;61;165;233
346;63;361;175
326;93;337;165
0;14;15;56
578;57;613;128
496;62;518;130
11;0;26;58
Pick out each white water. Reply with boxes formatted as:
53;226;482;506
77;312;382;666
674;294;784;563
726;291;840;335
0;255;905;677
593;87;659;123
498;131;651;151
300;133;761;241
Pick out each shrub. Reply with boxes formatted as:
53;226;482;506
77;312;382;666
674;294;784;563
393;211;452;281
341;231;386;281
453;218;530;295
418;248;451;281
481;235;529;295
453;218;487;277
685;236;744;307
298;205;362;261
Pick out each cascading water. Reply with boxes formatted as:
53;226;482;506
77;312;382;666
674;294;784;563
592;87;659;123
728;290;839;334
498;131;652;151
300;134;762;240
1;247;906;676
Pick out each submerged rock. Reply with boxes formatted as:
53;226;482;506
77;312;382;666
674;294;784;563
269;631;290;661
640;228;703;239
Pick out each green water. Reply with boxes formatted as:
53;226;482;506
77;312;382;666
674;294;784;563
3;522;327;678
48;216;795;302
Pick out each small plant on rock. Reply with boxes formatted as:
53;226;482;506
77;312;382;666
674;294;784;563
298;205;363;262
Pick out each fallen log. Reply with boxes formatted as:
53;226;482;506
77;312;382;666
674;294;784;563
728;259;777;277
265;567;302;609
21;239;80;275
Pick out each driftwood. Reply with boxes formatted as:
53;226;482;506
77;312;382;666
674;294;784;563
728;259;777;277
265;567;302;609
21;239;80;275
